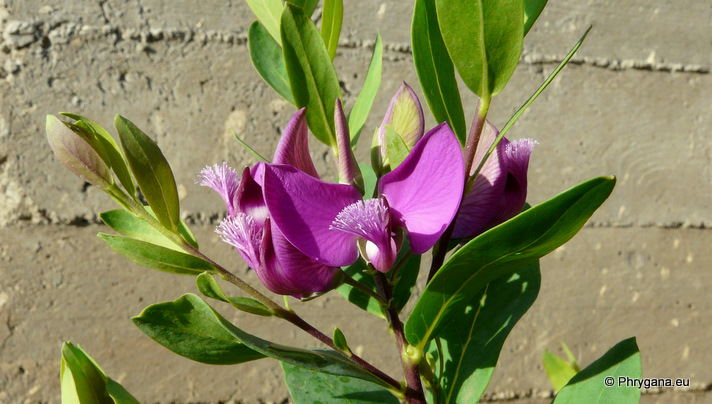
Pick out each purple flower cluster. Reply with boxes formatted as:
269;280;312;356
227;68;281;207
199;84;534;298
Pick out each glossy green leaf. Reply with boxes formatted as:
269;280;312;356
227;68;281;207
554;338;641;403
411;0;467;144
196;272;274;316
281;4;342;147
62;113;137;199
524;0;548;36
321;0;343;60
98;233;214;276
285;0;319;15
430;263;540;403
384;125;410;170
115;114;180;231
436;0;524;97
100;209;183;251
544;349;579;392
336;241;420;318
406;176;616;348
245;0;284;45
61;343;113;404
60;342;140;404
348;34;382;146
249;21;295;105
282;363;399;404
132;294;266;365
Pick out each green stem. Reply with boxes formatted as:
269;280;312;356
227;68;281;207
373;271;426;404
341;271;389;307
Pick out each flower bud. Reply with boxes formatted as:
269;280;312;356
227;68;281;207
46;115;113;189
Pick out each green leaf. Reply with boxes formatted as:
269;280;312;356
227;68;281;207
132;294;266;365
60;342;140;404
405;176;616;348
431;263;541;404
384;125;410;170
411;0;467;144
524;0;548;36
245;0;284;45
285;0;319;15
554;338;641;403
248;21;295;105
544;349;579;392
281;4;343;147
98;233;214;276
347;34;382;146
435;0;524;97
232;129;270;162
282;363;400;404
114;115;180;231
61;343;113;404
196;272;274;316
62;113;137;199
359;163;377;200
321;0;343;61
100;209;183;251
140;294;392;388
333;327;350;354
335;241;420;318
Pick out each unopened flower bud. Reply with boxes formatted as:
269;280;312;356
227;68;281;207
46;115;113;189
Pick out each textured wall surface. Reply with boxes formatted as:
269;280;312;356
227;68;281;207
0;0;710;403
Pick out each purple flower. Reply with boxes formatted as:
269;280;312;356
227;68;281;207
198;109;340;298
262;123;464;273
452;120;536;239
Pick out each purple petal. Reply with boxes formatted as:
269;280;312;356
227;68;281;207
250;218;336;298
197;162;240;216
451;121;507;238
334;99;360;186
262;164;362;267
493;138;536;225
379;123;464;254
265;219;338;297
235;165;268;225
330;198;396;272
272;108;319;179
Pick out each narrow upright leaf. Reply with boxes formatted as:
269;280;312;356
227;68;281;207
132;294;266;365
347;34;382;146
411;0;467;144
524;0;548;36
436;0;524;97
245;0;284;45
100;209;183;251
98;233;214;276
282;363;400;404
405;176;616;348
115;115;180;231
430;264;540;404
554;338;641;403
249;21;295;105
321;0;343;60
543;349;579;392
281;5;343;147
